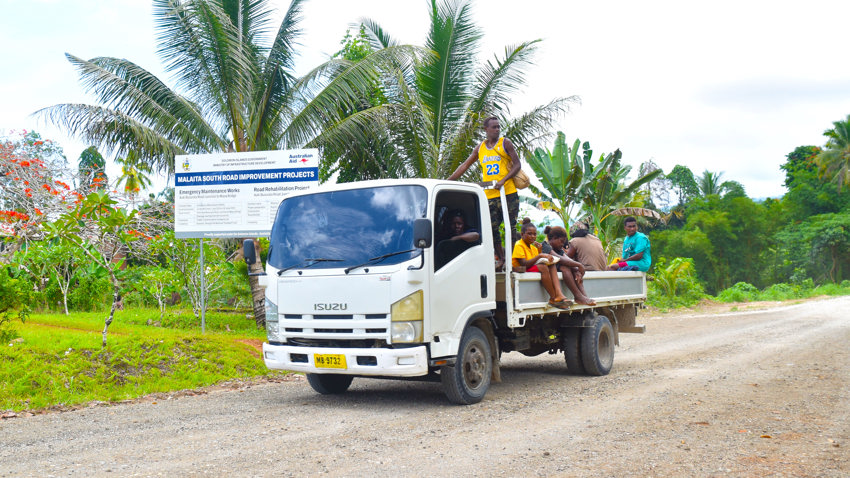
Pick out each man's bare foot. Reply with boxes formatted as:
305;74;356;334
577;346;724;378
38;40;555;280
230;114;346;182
548;297;572;310
575;296;596;306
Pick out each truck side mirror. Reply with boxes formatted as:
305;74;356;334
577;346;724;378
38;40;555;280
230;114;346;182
243;238;257;265
413;218;432;248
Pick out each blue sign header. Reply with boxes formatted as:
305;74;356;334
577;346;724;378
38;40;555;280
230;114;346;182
175;167;318;187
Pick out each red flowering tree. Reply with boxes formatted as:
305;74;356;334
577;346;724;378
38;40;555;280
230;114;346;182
0;131;76;245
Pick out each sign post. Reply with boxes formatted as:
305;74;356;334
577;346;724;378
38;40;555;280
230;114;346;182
173;150;319;330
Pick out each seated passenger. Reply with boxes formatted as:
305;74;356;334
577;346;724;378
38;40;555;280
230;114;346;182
543;225;596;306
511;218;571;310
608;216;651;272
566;221;608;271
435;209;480;268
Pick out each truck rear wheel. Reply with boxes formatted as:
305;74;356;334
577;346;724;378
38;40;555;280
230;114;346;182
441;326;491;404
306;373;353;394
580;315;614;376
562;328;585;374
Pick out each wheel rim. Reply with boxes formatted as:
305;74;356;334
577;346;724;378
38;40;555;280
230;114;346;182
462;340;487;390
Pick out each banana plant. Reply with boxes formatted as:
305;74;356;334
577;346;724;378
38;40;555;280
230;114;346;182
523;131;595;230
580;150;663;246
653;257;699;298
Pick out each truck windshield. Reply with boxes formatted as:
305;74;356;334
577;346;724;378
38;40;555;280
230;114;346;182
267;185;428;271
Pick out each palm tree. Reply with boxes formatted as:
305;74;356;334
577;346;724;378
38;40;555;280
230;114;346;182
337;0;576;180
38;0;417;327
697;170;725;196
696;169;742;197
816;114;850;190
39;0;415;172
114;151;153;209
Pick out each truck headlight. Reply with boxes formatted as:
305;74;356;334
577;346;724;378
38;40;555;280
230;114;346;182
265;298;280;342
390;290;423;343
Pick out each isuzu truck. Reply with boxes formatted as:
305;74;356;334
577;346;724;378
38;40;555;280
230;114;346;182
244;179;646;404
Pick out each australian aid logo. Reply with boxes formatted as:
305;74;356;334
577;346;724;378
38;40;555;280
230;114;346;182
288;152;314;165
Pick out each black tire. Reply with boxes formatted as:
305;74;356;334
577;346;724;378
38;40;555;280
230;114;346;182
441;326;492;404
580;315;615;376
562;328;585;375
306;373;353;394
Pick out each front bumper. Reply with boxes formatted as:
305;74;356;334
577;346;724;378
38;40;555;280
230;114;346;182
262;343;429;377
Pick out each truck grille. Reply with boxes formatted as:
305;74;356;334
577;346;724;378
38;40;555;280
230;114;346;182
280;313;389;339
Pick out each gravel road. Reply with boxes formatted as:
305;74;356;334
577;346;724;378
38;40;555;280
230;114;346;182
2;297;848;477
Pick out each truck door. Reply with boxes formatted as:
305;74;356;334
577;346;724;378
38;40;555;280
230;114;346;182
429;187;494;352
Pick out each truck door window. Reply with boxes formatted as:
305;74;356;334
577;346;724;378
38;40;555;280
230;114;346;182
434;191;481;271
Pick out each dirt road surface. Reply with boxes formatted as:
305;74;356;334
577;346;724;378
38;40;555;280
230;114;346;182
1;297;848;477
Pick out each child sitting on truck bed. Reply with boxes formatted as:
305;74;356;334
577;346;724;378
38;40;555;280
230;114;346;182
543;225;596;306
512;218;572;310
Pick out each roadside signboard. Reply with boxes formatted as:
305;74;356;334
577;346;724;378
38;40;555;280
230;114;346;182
174;150;319;238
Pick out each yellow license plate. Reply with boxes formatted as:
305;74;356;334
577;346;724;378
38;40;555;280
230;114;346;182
314;354;347;369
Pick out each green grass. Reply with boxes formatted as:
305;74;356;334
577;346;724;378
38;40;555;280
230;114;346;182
0;308;281;412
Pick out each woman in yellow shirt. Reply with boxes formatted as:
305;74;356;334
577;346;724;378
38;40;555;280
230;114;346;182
511;218;572;309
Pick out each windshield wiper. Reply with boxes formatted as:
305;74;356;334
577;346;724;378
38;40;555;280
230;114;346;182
344;249;417;274
277;258;343;275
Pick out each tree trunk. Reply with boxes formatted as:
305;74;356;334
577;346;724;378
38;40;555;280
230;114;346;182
59;282;69;316
103;271;120;348
244;239;266;329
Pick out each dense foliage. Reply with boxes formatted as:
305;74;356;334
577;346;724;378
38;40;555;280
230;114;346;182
644;115;850;298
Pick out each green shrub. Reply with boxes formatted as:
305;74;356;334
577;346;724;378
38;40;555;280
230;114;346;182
647;257;706;309
716;282;759;303
69;274;112;311
0;265;31;342
812;282;850;296
758;283;797;301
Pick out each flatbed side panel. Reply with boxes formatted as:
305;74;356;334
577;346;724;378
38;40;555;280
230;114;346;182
496;271;646;328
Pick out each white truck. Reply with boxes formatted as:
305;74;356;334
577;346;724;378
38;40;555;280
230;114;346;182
244;178;646;404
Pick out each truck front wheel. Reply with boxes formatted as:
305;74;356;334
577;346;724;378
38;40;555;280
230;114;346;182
441;326;491;404
580;315;614;376
306;373;353;394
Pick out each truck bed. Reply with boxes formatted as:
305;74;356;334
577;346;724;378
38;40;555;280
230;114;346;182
496;270;647;330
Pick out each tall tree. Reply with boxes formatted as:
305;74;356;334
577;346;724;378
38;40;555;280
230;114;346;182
77;146;107;193
666;164;699;206
696;169;742;198
816;114;850;190
781;145;849;218
39;0;416;327
696;170;725;196
342;0;576;180
114;151;153;208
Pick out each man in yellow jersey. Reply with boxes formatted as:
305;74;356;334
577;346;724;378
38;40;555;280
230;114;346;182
448;116;521;269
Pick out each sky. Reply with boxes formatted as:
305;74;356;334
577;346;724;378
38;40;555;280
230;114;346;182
3;0;850;201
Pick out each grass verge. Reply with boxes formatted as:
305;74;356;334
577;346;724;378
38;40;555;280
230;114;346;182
1;308;284;412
